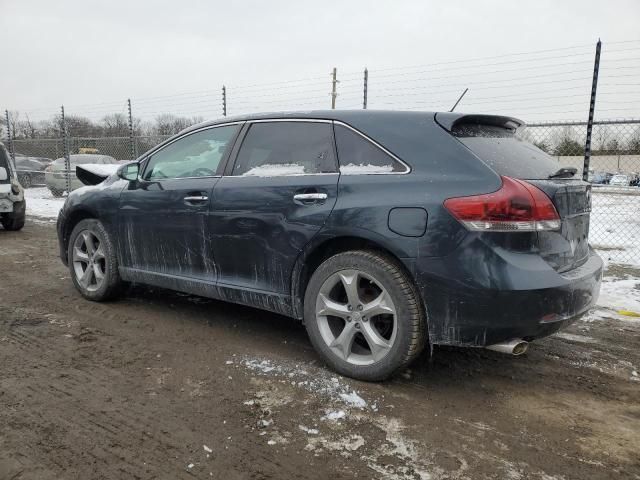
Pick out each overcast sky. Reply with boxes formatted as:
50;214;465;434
1;0;639;122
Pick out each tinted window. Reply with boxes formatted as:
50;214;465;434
452;123;562;180
334;124;406;174
144;125;238;180
233;122;336;176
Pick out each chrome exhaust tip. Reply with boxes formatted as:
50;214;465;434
486;339;529;356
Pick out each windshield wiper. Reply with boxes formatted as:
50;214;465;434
548;167;577;179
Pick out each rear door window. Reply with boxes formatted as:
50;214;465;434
232;122;337;176
452;123;562;180
334;124;407;174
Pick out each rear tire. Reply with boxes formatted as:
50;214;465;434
50;188;64;198
303;250;426;381
68;219;121;301
18;174;32;189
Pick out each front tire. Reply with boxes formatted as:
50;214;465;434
68;219;121;301
1;201;26;231
303;250;426;381
50;188;64;198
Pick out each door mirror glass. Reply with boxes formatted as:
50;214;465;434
117;162;139;181
0;167;7;181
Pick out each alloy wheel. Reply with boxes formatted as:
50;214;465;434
72;230;106;292
315;269;397;365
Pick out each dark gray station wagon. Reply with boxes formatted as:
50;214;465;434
57;111;602;381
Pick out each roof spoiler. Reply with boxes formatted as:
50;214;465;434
435;113;525;132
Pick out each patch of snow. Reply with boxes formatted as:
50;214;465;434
591;191;640;265
298;425;319;435
258;418;273;428
187;463;194;469
24;187;65;219
339;391;367;409
322;410;346;421
554;332;597;343
305;434;366;457
267;439;276;445
584;275;640;322
241;358;372;410
203;445;212;453
340;163;394;174
598;277;640;314
242;164;306;177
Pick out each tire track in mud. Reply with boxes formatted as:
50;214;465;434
1;307;338;480
1;326;192;479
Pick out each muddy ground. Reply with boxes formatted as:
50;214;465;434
1;221;639;480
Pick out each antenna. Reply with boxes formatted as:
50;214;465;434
449;88;469;112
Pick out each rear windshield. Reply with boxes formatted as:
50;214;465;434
452;124;563;180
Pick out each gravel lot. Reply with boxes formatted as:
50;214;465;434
1;221;639;480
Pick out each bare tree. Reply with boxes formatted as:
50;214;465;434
7;111;20;139
593;125;611;152
101;113;129;137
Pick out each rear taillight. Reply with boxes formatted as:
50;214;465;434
444;176;561;232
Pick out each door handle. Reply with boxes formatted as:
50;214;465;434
293;193;328;201
184;195;209;204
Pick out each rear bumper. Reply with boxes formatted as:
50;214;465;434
413;245;603;347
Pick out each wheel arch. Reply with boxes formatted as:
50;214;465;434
291;234;422;321
60;207;99;264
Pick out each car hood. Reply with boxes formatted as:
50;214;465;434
76;164;120;186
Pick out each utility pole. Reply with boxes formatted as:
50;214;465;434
363;68;368;110
222;86;227;117
61;105;71;195
4;110;15;161
331;67;338;109
583;39;601;181
127;98;136;160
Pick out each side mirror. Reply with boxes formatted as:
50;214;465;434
117;162;139;181
0;167;7;181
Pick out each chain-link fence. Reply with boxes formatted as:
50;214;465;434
521;120;640;264
2;40;639;263
8;135;171;194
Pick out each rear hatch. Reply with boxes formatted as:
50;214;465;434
436;113;591;273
